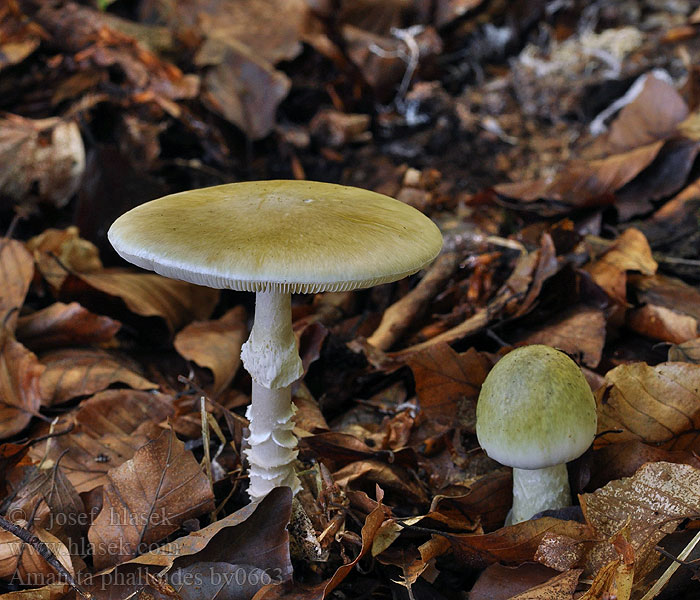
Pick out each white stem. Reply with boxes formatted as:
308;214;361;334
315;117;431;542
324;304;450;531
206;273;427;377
508;464;571;525
241;290;304;499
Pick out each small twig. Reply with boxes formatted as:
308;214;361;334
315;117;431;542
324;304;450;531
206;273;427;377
640;530;700;600
0;515;92;598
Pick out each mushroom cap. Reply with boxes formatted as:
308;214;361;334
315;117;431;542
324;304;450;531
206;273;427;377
108;180;443;293
476;345;597;470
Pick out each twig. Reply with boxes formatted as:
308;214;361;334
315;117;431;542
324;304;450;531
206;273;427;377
640;530;700;600
0;515;92;598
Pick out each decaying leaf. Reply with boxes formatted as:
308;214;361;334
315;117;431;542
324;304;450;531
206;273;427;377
39;348;157;406
596;361;700;445
88;428;215;568
0;239;33;332
668;337;700;363
0;330;44;440
174;306;247;396
626;304;698;344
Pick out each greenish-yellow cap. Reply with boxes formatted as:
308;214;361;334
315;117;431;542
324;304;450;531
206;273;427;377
476;345;597;470
108;180;443;293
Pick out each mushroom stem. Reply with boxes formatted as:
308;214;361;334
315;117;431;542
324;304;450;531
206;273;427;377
241;290;304;499
508;464;571;525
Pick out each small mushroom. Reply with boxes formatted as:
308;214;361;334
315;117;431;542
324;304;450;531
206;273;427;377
476;344;597;525
108;180;442;499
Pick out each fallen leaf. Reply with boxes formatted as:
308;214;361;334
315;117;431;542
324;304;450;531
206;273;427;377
39;348;157;406
62;269;219;335
0;1;43;72
629;273;700;322
518;305;606;367
509;569;581;600
407;344;490;431
626;304;697;344
0;330;44;440
469;563;564;600
0;239;34;332
16;302;121;351
580;462;700;576
0;522;74;583
668;337;700;363
88;427;215;569
174;306;247;396
595;361;700;445
26;226;102;291
333;460;428;506
0;114;85;211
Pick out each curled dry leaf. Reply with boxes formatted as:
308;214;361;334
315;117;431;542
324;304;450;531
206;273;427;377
333;460;429;506
469;563;565;600
626;304;698;344
174;306;247;396
595;361;700;446
0;331;44;440
26;226;102;291
0;114;85;211
62;269;219;335
0;239;34;332
39;348;157;406
88;428;215;569
407;344;491;432
630;273;700;323
585;228;657;306
16;302;121;351
580;462;700;577
29;390;173;493
509;568;581;600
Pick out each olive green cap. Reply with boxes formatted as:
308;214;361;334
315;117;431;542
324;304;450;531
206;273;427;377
108;180;443;293
476;345;597;470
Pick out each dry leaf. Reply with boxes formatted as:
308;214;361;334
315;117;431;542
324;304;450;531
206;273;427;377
88;428;215;568
63;269;219;335
626;304;698;344
0;330;44;440
0;114;85;211
668;337;700;363
407;344;491;431
174;306;247;396
16;302;121;351
596;361;700;445
630;273;700;322
0;239;34;332
509;569;581;600
39;348;157;406
469;563;564;600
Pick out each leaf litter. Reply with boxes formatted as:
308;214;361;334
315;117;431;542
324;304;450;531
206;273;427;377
1;1;700;599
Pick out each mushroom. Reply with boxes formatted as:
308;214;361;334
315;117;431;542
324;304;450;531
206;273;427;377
108;180;442;499
475;344;597;524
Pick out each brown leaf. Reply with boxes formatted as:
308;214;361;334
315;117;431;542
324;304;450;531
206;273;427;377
626;304;698;344
0;115;85;211
447;517;592;568
430;469;512;532
580;462;700;575
333;460;428;506
0;239;34;332
29;390;173;493
407;344;490;431
509;569;581;600
62;269;219;335
518;305;606;368
595;361;700;445
16;302;121;351
630;273;700;322
39;348;157;406
668;337;700;363
196;38;290;140
605;75;689;154
494;142;664;214
88;427;215;568
586;228;657;305
0;331;44;440
469;563;564;600
0;522;74;583
0;2;43;72
26;226;102;291
174;306;247;396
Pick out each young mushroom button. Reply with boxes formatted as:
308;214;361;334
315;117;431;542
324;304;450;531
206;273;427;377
108;180;443;500
475;344;597;525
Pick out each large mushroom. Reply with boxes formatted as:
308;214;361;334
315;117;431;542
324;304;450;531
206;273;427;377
108;180;443;499
476;344;597;524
